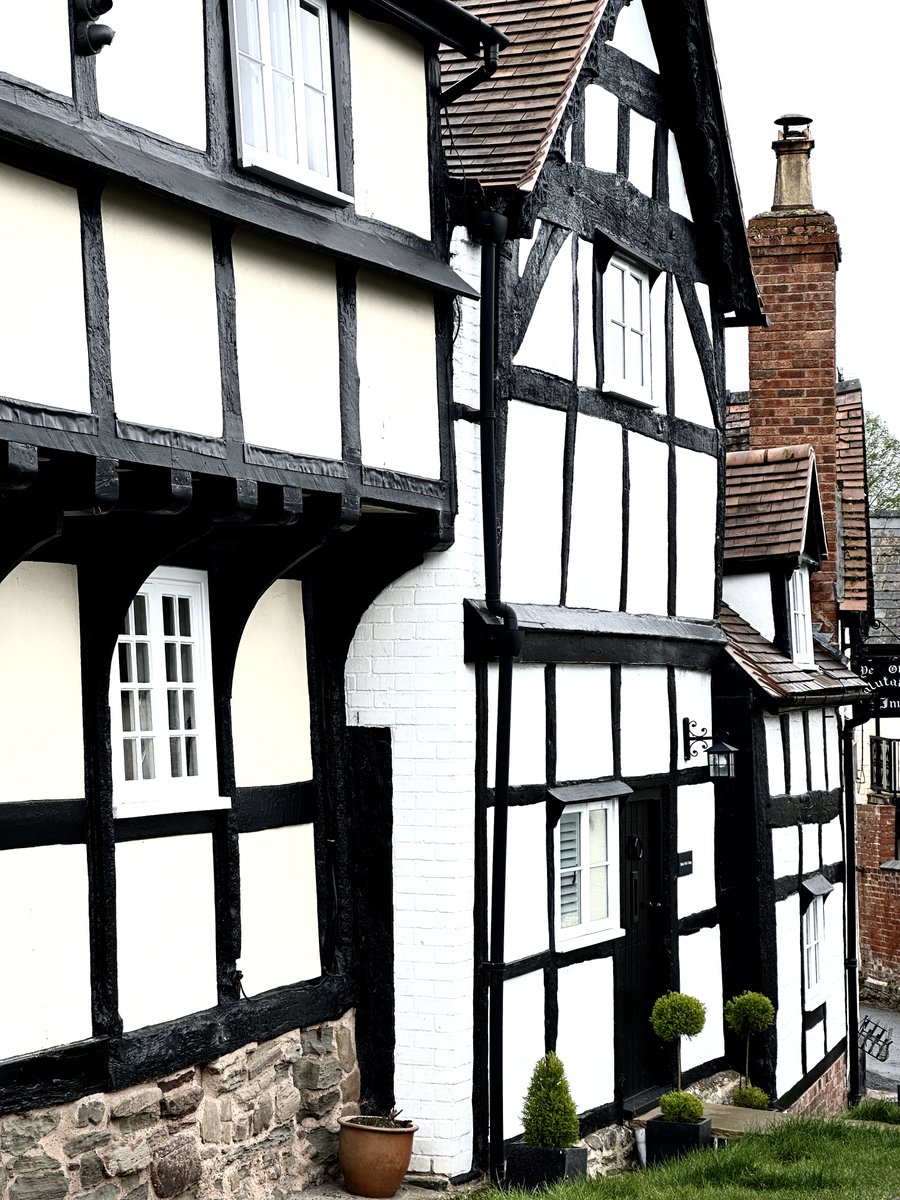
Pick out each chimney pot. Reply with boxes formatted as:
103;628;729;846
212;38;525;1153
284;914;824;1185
772;113;814;209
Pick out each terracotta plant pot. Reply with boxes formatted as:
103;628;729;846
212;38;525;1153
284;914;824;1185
338;1116;418;1198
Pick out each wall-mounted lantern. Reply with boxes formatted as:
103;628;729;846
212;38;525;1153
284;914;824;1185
683;718;737;779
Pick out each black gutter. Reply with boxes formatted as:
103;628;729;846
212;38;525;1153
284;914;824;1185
473;209;523;1185
363;0;509;58
842;700;873;1105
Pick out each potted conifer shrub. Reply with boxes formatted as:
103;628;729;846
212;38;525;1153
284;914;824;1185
505;1052;587;1188
338;1108;418;1199
724;990;775;1109
645;991;713;1165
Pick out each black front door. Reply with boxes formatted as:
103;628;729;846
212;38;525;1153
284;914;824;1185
621;789;664;1106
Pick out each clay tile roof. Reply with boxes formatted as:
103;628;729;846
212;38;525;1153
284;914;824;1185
720;603;869;706
835;381;873;616
724;445;822;563
868;511;900;645
440;0;608;189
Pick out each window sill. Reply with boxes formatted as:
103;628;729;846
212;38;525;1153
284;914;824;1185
239;152;352;207
558;925;626;952
601;387;656;410
113;794;232;820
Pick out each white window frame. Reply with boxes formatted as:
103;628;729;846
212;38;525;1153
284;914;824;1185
109;567;229;819
556;799;624;947
229;0;350;202
802;893;824;1005
601;254;652;406
789;567;814;666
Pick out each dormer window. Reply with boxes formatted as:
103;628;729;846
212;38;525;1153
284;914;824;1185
789;567;814;665
601;254;652;405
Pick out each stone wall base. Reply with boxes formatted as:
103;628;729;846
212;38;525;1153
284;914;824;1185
786;1052;847;1118
0;1012;360;1200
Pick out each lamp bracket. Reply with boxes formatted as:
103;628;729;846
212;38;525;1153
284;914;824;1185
683;717;711;761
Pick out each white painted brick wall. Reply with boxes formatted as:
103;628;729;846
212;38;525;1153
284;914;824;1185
345;231;484;1176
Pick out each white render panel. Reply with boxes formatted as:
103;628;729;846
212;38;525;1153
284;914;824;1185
675;449;717;619
824;883;846;1049
576;239;597;388
765;713;786;796
116;835;218;1031
788;713;806;795
238;825;320;995
695;284;713;344
0;844;92;1059
804;1018;825;1074
96;0;206;148
650;273;666;404
610;0;659;71
677;783;716;918
556;958;615;1112
620;666;669;776
801;823;820;875
668;133;692;220
567;415;622;610
584;85;619;174
513;237;574;380
676;667;712;769
349;16;431;238
103;189;222;436
772;826;799;880
679;927;725;1070
775;896;803;1096
808;710;827;792
488;664;547;788
556;666;613;782
672;284;713;427
825;711;840;790
2;0;72;95
725;326;750;392
487;804;549;963
501;402;565;605
232;232;341;459
0;563;84;803
628;109;656;197
0;164;90;412
232;580;313;787
503;971;546;1139
626;434;669;616
722;573;775;644
356;272;439;478
821;815;843;867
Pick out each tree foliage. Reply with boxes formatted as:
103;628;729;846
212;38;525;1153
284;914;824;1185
724;991;775;1087
650;992;706;1090
521;1052;580;1149
865;410;900;511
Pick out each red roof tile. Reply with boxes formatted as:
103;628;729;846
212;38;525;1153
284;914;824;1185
724;445;823;563
835;383;873;616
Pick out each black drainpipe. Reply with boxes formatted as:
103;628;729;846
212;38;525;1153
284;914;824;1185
472;209;523;1184
842;700;871;1105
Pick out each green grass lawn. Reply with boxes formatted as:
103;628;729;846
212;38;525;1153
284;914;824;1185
497;1118;900;1200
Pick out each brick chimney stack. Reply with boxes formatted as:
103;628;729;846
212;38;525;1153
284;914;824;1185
748;115;842;636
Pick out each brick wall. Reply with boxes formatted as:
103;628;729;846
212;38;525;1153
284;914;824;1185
857;801;900;985
786;1052;847;1117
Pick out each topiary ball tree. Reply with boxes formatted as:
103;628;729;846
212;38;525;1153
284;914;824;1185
724;991;775;1087
521;1052;580;1149
650;992;706;1091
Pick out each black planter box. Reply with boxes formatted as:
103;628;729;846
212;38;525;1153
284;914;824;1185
645;1115;713;1165
505;1143;588;1189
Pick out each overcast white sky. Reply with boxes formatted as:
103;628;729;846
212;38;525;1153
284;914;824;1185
706;0;895;425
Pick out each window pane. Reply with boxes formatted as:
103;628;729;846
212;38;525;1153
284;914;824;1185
121;608;132;636
168;690;181;731
239;56;267;150
162;595;175;636
183;690;196;731
589;808;608;865
559;813;580;869
121;691;135;733
170;737;183;778
165;643;178;683
135;642;150;684
304;88;328;175
186;737;198;777
138;689;153;732
590;864;609;921
181;645;194;684
628;329;644;386
236;0;262;57
118;643;133;684
608;265;625;323
273;73;299;162
123;739;137;781
140;738;156;781
178;597;191;638
269;0;292;72
132;595;148;636
299;4;324;90
626;271;643;331
608;324;625;380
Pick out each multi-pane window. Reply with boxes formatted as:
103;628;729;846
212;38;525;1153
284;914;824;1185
803;894;823;998
557;800;620;942
232;0;337;191
603;255;650;404
789;568;813;666
111;568;224;817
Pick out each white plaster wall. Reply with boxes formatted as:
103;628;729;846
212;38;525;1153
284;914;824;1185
513;237;574;380
0;164;90;412
555;666;613;781
1;0;71;95
650;273;666;404
567;415;623;610
808;710;827;792
679;926;725;1071
238;825;320;995
675;448;716;619
626;433;669;615
0;844;92;1059
96;0;206;148
801;823;820;875
356;271;439;478
824;883;846;1049
503;971;546;1139
487;804;549;963
610;0;659;71
672;284;713;427
821;815;843;867
501;402;565;604
584;85;619;174
556;958;615;1112
576;239;597;388
232;232;341;459
788;713;806;795
772;826;799;880
103;188;222;436
825;711;841;790
722;574;776;644
232;579;313;787
668;133;692;220
677;783;716;918
0;562;84;803
725;325;750;392
765;713;786;796
621;666;669;776
804;1019;825;1073
629;110;656;197
487;664;546;788
116;835;218;1031
349;15;430;238
676;667;712;769
775;895;803;1097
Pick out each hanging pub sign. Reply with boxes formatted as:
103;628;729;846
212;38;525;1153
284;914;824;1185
858;655;900;713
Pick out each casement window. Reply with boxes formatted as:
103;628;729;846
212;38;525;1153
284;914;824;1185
230;0;342;196
803;893;823;1000
110;568;228;818
557;799;621;943
602;255;651;405
789;568;814;666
